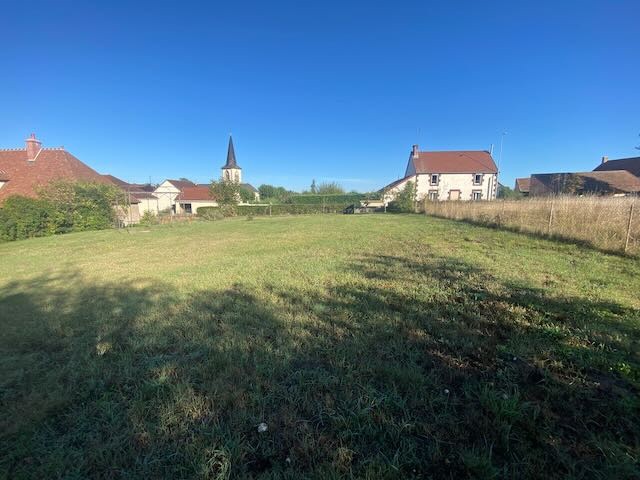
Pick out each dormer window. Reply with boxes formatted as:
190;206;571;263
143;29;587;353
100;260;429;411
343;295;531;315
430;174;439;186
473;174;483;185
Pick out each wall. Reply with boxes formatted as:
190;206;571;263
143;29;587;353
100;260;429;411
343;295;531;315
383;173;498;204
416;173;497;201
137;197;161;215
153;181;181;212
176;200;219;214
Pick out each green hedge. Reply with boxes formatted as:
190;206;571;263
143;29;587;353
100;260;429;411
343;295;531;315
0;181;121;242
198;203;351;217
287;194;365;205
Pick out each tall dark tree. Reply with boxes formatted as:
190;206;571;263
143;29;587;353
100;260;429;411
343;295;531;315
310;179;317;194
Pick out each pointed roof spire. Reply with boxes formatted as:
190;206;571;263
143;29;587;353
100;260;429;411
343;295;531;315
223;135;240;169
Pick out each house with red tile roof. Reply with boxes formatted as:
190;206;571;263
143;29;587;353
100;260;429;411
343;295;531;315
381;145;499;203
0;134;116;202
0;134;143;223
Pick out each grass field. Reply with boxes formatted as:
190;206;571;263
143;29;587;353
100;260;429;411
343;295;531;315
1;215;639;479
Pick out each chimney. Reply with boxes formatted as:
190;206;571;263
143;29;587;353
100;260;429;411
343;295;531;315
25;133;42;161
601;155;608;164
412;144;419;159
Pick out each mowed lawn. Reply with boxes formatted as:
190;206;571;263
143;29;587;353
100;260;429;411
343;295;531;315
1;215;639;479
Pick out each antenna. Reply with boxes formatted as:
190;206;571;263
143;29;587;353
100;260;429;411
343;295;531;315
499;131;507;170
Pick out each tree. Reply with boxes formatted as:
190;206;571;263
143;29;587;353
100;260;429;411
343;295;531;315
239;185;255;203
316;182;345;195
310;179;317;194
210;180;240;216
258;184;295;202
497;184;522;199
388;181;416;212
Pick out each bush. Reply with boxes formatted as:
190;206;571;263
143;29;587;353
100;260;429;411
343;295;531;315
140;211;158;226
0;181;124;242
197;207;221;220
387;181;416;213
0;196;53;241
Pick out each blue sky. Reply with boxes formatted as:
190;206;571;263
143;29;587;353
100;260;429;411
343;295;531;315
1;0;638;191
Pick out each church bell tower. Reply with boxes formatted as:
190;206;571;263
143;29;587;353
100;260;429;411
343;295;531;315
221;135;242;183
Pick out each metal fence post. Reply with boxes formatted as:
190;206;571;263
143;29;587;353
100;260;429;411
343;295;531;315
625;202;635;254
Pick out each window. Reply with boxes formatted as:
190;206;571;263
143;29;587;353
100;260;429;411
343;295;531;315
449;190;461;200
184;203;192;214
428;190;439;201
472;191;482;201
430;174;439;185
473;174;483;185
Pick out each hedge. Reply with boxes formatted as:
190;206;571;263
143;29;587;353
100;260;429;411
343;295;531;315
287;194;365;205
0;181;121;242
198;203;351;217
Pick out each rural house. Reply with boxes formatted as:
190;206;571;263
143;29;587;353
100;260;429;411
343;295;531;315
382;145;498;203
153;179;197;214
0;134;114;201
0;134;142;223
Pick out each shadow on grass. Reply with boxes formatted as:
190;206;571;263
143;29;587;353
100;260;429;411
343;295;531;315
1;253;638;478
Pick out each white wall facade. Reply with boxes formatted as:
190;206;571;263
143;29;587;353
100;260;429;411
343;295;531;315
176;200;219;215
383;172;498;204
137;197;161;215
153;181;182;213
415;173;498;201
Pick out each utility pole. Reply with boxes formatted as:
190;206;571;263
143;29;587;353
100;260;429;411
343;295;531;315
499;131;507;170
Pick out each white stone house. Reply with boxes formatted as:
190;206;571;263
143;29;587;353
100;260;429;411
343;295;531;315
382;145;498;203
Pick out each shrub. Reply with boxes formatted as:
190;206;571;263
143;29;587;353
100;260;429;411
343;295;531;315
39;181;119;232
387;181;417;213
0;196;53;241
0;181;125;242
140;211;158;226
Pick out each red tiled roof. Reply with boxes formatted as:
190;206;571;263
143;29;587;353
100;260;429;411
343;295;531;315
176;186;216;201
410;150;498;174
166;179;196;190
0;147;112;202
515;177;530;192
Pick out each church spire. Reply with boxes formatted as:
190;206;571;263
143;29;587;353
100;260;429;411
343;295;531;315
223;135;240;169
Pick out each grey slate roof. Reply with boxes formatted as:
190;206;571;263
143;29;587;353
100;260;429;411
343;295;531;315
223;136;241;169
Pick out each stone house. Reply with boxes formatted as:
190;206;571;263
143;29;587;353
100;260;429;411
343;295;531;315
382;145;498;203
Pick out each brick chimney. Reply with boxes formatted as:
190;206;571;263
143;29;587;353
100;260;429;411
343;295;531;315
25;133;42;161
412;144;419;159
601;155;608;164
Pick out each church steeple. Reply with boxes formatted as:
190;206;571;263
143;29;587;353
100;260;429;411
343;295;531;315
221;135;242;183
223;135;240;169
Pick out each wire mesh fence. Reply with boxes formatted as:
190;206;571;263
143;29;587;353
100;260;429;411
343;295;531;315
424;195;639;255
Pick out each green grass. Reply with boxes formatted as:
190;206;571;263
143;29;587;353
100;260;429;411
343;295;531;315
1;215;639;479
